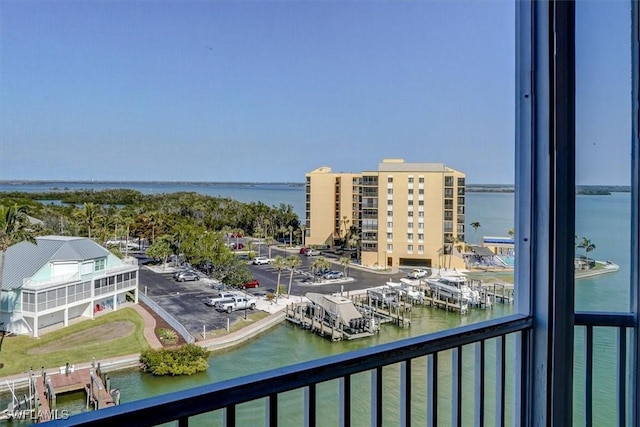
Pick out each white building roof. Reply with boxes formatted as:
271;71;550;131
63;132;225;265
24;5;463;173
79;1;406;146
1;236;113;291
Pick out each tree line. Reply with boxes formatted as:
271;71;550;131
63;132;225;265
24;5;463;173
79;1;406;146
0;190;302;287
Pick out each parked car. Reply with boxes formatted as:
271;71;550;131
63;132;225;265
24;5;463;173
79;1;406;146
175;271;199;282
323;271;344;280
241;279;260;289
252;256;271;265
299;247;310;254
231;243;244;250
205;292;238;306
408;269;428;279
305;250;320;256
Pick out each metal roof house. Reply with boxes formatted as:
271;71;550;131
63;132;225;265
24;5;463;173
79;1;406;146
0;236;139;337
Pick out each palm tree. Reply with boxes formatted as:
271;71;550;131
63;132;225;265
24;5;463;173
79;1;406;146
299;224;307;248
272;255;287;303
446;235;461;269
286;255;302;296
0;204;37;292
341;216;350;246
311;258;331;282
288;225;294;248
470;221;481;243
339;256;351;278
74;202;101;238
578;237;596;260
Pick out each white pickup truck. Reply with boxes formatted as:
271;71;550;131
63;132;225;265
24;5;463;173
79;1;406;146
205;292;238;307
214;295;258;313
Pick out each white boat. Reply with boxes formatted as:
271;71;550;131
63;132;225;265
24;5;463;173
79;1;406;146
426;273;479;305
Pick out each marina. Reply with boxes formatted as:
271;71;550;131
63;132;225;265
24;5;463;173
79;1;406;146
285;271;516;341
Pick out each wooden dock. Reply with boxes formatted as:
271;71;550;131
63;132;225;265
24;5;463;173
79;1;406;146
13;364;118;423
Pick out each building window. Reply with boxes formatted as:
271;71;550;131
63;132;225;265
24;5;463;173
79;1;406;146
418;211;424;217
387;232;393;239
418;223;424;230
408;222;414;229
418;245;424;252
408;211;414;217
387;244;393;251
387;177;393;183
387;188;393;194
419;177;424;183
387;200;393;206
408;177;414;183
407;233;413;240
418;233;424;241
419;200;424;206
408;188;414;195
387;210;393;217
419;188;424;195
408;200;414;206
95;258;106;271
387;221;393;228
407;245;413;252
444;176;454;187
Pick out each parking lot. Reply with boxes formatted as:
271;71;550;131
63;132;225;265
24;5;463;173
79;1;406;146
137;249;407;339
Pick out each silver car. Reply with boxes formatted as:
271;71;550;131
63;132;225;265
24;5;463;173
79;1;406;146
175;271;199;282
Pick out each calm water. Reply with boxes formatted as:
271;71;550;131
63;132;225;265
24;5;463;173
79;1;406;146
0;183;631;425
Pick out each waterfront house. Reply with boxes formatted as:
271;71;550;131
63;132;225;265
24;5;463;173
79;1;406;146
0;236;139;337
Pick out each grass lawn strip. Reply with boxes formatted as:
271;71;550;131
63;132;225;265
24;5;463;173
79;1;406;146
27;320;136;355
1;308;149;376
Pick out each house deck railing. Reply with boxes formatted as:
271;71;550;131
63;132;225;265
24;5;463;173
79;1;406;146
48;314;531;427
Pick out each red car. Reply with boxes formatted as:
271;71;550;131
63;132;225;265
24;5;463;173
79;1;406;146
232;243;244;250
299;247;310;254
241;279;259;289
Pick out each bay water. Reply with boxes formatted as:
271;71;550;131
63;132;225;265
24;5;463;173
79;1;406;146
0;183;630;425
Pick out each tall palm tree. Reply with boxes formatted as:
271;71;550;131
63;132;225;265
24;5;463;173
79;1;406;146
578;237;596;260
286;255;302;296
299;224;307;248
272;255;287;303
74;202;101;239
470;221;481;243
0;204;37;291
447;235;461;269
339;256;351;278
341;216;350;246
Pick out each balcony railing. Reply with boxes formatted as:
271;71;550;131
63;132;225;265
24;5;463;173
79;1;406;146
574;312;635;426
52;314;531;427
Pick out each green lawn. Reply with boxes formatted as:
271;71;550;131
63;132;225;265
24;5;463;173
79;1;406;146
0;308;149;377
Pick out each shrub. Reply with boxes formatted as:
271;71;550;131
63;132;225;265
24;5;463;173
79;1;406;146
157;328;178;343
140;344;210;376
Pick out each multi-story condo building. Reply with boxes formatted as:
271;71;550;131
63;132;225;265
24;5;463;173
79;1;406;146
305;158;466;270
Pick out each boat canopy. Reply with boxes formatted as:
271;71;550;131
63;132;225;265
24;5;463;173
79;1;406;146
306;293;363;323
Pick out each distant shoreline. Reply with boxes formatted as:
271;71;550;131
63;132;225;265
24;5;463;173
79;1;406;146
0;181;631;194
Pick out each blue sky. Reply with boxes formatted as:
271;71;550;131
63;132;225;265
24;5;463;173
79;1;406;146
0;1;631;185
